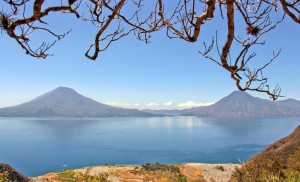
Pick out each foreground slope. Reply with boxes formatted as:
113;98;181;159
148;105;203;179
231;125;300;181
0;163;28;182
0;87;156;117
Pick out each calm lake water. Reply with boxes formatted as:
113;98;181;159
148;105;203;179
0;116;299;177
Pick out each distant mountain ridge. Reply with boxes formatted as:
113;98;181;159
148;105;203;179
0;88;299;118
0;87;158;117
183;91;300;117
145;91;300;117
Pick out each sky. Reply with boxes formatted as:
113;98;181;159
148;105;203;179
0;2;299;109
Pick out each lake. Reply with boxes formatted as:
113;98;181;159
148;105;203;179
0;116;299;177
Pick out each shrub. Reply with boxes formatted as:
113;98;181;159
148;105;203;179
131;163;187;182
58;170;76;181
214;165;225;172
0;171;12;182
141;163;180;173
284;148;300;182
0;163;28;182
81;167;110;182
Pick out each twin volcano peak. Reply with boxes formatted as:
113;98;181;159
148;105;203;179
0;87;299;118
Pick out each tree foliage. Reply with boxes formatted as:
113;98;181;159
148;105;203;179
1;0;299;99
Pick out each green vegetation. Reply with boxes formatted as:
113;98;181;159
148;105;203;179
57;168;110;182
0;163;28;182
283;149;300;182
131;163;187;182
141;163;181;173
230;125;300;182
57;170;76;181
80;172;110;182
0;171;13;182
81;168;110;182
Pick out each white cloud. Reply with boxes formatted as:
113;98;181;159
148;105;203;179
177;101;215;109
146;102;160;108
105;101;131;108
105;101;214;109
164;101;173;107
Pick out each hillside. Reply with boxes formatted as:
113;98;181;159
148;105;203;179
0;87;157;117
275;99;300;117
0;163;28;182
231;125;300;181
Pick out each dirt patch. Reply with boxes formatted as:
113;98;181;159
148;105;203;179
187;163;241;182
31;163;241;182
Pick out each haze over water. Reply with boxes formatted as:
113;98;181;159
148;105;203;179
0;116;299;177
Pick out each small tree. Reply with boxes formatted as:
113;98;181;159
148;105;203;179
1;0;299;99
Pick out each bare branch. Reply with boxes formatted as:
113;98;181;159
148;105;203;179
1;0;297;99
280;0;300;24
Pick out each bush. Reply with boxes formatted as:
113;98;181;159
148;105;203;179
56;168;111;182
141;163;181;173
131;163;187;182
230;155;285;182
284;149;300;182
0;163;28;182
58;170;76;181
214;165;225;172
81;167;110;182
0;172;11;182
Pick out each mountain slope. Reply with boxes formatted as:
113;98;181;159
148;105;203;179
183;91;299;117
276;99;300;117
0;87;156;117
231;125;300;181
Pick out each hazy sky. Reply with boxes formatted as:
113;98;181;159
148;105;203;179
0;3;299;109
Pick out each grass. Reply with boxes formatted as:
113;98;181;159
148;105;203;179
230;125;300;182
57;170;76;181
56;168;111;182
130;163;188;182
